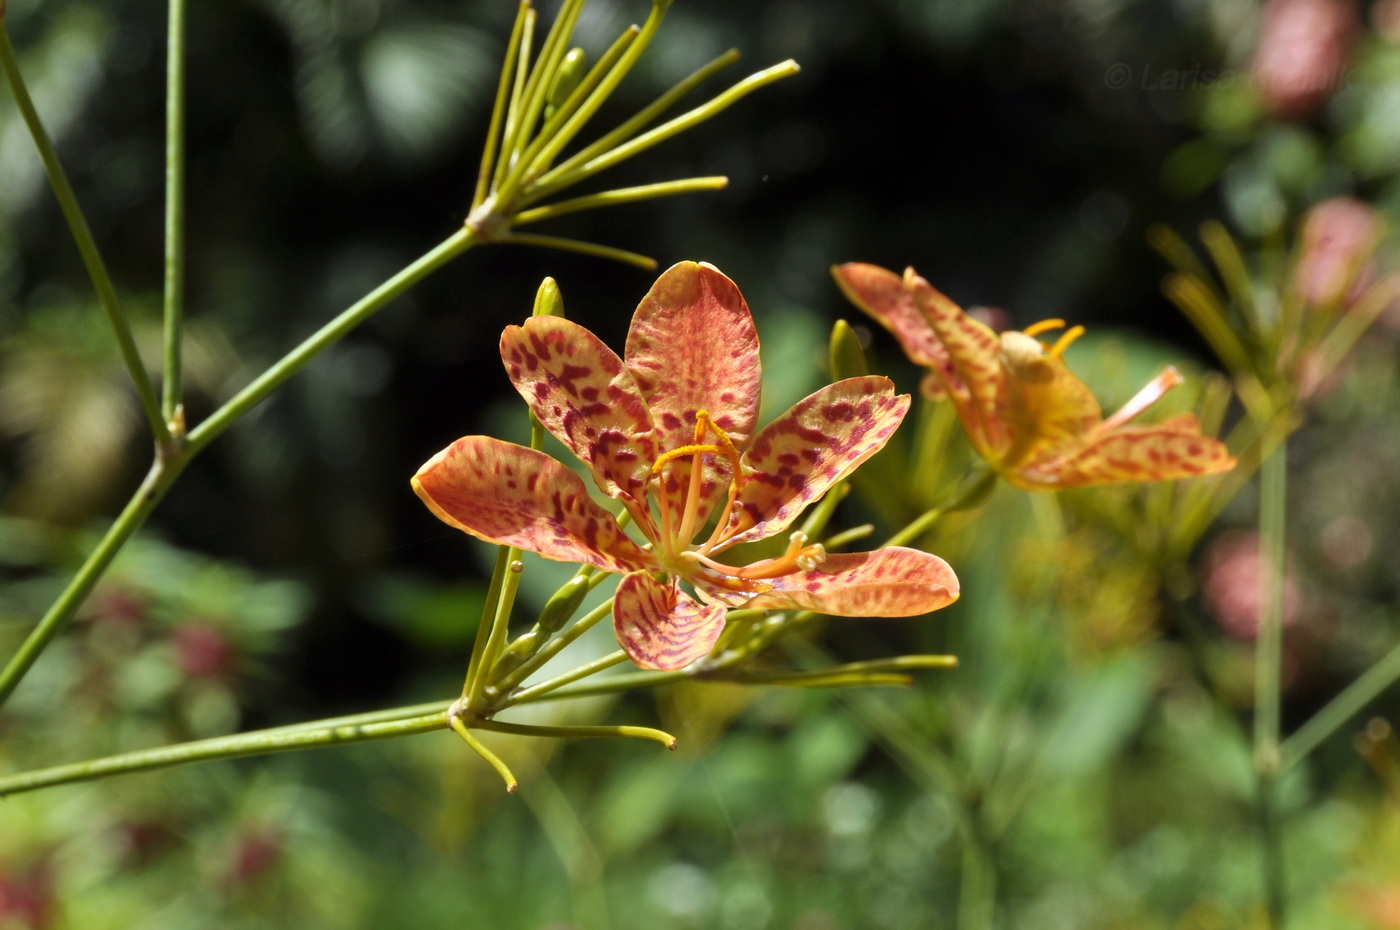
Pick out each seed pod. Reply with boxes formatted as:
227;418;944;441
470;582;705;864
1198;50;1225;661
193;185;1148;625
538;574;591;632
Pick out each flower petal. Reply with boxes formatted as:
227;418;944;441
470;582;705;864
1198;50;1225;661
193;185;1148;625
905;269;1010;458
832;263;956;397
719;377;910;548
995;350;1102;464
613;571;727;671
725;548;960;615
501;316;656;512
625;261;761;448
625;262;762;526
413;436;654;574
1019;420;1237;489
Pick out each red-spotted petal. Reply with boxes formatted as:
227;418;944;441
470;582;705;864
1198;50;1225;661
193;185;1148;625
625;261;761;448
625;262;761;526
1019;422;1236;489
613;571;727;671
906;270;1010;458
832;263;954;376
501;316;656;510
723;548;960;615
412;436;655;574
718;377;910;549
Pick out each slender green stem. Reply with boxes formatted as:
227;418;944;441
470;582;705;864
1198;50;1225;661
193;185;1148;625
0;709;450;798
0;456;188;708
1282;639;1400;771
496;233;656;269
512;668;683;704
493;597;616;694
473;717;676;749
185;226;476;454
449;717;519;793
884;469;996;548
491;6;536;193
469;551;524;709
473;0;530;210
526;59;800;204
502;650;629;707
0;25;169;446
162;0;188;422
535;48;740;197
1254;441;1287;927
510;177;728;227
464;546;513;698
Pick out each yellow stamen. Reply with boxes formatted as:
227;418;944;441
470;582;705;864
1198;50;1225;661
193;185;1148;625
1022;318;1067;338
653;443;725;473
1046;324;1086;358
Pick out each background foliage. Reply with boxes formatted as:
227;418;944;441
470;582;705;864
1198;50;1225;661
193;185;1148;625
3;0;1400;927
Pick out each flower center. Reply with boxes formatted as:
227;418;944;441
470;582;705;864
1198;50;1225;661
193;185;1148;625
647;411;826;590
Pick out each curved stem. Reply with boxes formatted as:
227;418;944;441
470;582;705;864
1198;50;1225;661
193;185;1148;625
0;708;450;798
162;0;188;421
0;24;169;445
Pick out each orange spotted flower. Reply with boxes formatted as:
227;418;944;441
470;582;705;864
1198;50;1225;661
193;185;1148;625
834;263;1237;491
414;262;959;671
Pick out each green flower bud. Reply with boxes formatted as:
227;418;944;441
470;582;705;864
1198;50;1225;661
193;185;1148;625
537;574;591;632
544;48;588;121
533;277;565;317
829;319;868;379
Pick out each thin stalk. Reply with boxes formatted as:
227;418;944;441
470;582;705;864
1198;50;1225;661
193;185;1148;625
463;546;513;698
468;551;524;709
495;232;656;269
534;48;741;197
491;6;536;193
185;226;477;454
493;597;616;694
734;655;957;684
501;650;629;707
501;24;641;196
450;717;519;793
1254;442;1288;927
1282;639;1400;771
498;0;587;190
473;717;676;749
525;59;800;204
0;25;169;446
0;709;450;798
509;177;727;226
162;0;188;422
512;668;683;704
472;0;529;210
884;469;996;548
0;456;188;708
505;0;670;194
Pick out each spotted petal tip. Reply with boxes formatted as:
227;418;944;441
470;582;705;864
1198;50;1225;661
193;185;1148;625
614;572;728;671
737;547;960;617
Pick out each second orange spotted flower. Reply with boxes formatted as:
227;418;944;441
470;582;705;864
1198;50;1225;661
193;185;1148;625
414;262;959;672
834;263;1236;490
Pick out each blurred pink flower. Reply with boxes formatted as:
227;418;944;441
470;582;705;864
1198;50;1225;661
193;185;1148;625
1252;0;1359;119
172;624;236;680
1200;531;1300;640
0;862;53;930
1294;198;1382;307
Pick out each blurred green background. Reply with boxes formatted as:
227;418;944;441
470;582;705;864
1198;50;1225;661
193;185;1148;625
4;0;1400;927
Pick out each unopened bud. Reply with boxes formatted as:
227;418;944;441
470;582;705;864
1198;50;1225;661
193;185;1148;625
533;277;565;317
829;319;869;380
537;574;590;632
545;48;588;120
